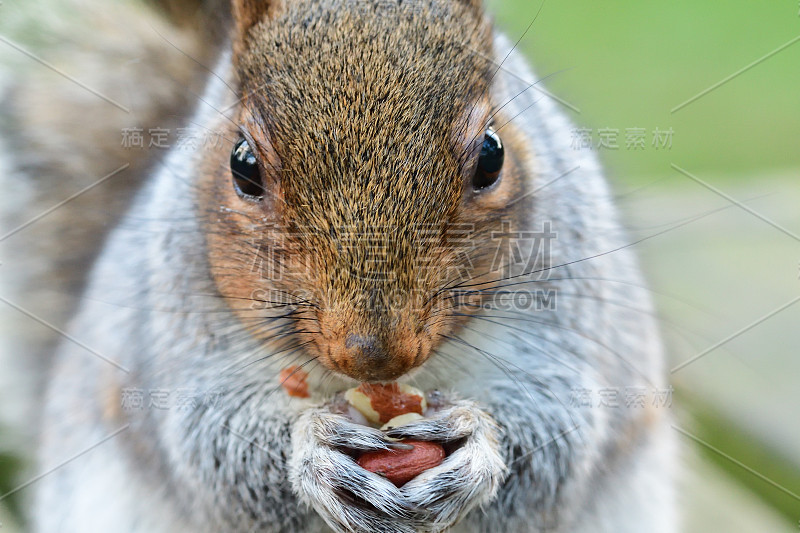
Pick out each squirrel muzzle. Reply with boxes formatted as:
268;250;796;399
315;306;433;382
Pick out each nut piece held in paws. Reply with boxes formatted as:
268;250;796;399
380;412;423;431
345;383;426;424
357;440;445;486
279;366;310;398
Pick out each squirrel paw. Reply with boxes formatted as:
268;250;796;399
385;400;508;532
289;406;425;533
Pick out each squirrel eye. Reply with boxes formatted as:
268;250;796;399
473;127;504;191
230;137;264;199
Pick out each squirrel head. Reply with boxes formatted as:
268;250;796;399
203;0;531;382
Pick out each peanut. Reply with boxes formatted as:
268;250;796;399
357;440;445;486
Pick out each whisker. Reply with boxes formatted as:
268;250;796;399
452;312;655;387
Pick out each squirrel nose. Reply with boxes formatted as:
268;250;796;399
344;334;394;380
345;334;384;360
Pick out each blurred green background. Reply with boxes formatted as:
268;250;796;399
487;0;800;186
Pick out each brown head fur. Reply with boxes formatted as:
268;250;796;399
203;0;532;382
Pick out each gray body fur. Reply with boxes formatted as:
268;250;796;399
32;25;676;533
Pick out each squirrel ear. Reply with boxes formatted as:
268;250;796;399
231;0;281;37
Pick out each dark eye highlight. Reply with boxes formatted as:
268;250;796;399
230;137;264;199
473;127;504;191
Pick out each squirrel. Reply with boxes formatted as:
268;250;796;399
3;0;677;531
